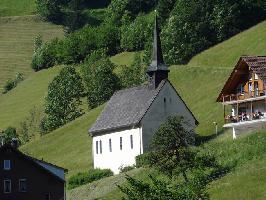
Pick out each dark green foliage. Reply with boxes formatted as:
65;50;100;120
43;66;84;132
135;153;151;168
2;127;18;145
3;73;24;94
107;0;156;25
68;168;113;189
81;51;121;108
31;39;61;71
35;0;66;23
119;173;209;200
157;0;176;25
162;0;266;64
120;13;153;51
119;53;147;88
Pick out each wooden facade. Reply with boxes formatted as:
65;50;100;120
217;56;266;125
0;145;67;200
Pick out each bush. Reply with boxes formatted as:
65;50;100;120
2;127;19;145
68;168;113;189
119;165;135;173
2;73;24;94
135;153;151;168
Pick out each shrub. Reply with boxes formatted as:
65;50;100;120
119;165;135;173
135;153;151;168
2;127;19;145
2;73;24;94
68;168;113;189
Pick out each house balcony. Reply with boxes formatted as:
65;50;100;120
222;90;266;105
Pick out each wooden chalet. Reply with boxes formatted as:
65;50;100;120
217;56;266;138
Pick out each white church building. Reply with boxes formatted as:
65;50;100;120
89;17;198;174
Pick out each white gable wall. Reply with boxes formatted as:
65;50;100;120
141;81;197;151
93;127;142;174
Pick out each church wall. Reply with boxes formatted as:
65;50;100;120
141;81;197;152
92;127;142;174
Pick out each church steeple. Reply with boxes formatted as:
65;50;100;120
147;11;169;89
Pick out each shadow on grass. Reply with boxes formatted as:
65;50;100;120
195;129;226;146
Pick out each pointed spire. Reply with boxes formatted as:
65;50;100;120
147;11;169;73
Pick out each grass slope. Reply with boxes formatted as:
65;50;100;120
189;21;266;68
0;15;63;89
209;157;266;200
21;105;104;177
0;0;35;17
0;66;62;130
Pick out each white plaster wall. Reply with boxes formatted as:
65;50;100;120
141;81;197;151
93;127;142;174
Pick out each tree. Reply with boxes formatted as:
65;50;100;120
81;50;121;108
35;0;67;23
118;116;220;200
2;127;18;145
43;66;85;132
119;53;147;88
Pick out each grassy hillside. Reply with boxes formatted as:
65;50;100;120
21;105;104;177
0;66;62;130
66;130;266;200
189;21;266;68
0;0;35;17
209;157;266;200
0;15;63;89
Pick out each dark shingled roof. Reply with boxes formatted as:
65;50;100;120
89;81;166;135
242;56;266;80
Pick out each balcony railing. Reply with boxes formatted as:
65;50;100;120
225;112;265;124
222;90;266;102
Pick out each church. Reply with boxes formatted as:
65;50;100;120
89;16;198;174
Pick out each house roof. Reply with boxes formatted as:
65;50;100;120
89;81;166;135
89;80;199;135
0;144;67;183
217;56;266;102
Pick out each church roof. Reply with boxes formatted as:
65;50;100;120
89;81;166;135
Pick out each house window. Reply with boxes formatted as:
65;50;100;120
237;84;244;94
99;140;102;154
249;82;252;92
19;179;27;192
96;141;99;154
4;160;10;170
130;135;133;149
4;179;11;193
120;137;123;150
109;139;112;152
255;73;258;80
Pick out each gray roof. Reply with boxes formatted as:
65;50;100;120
147;13;169;73
89;81;166;135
